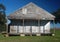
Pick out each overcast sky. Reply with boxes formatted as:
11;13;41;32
0;0;60;16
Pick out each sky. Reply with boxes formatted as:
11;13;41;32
0;0;60;28
0;0;60;16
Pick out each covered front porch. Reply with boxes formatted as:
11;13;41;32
7;19;55;36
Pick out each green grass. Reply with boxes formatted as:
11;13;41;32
0;29;60;42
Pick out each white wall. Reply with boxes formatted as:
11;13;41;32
44;21;50;33
32;26;39;33
10;26;17;33
9;21;50;34
19;26;24;33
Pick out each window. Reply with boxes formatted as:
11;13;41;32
22;8;27;14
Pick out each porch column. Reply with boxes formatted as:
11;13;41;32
23;19;24;33
29;20;32;36
36;19;41;36
6;23;8;33
38;20;40;33
20;19;25;36
52;20;55;36
5;23;9;37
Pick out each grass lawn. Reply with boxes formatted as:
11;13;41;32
0;29;60;42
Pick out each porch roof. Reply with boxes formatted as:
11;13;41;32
8;13;55;20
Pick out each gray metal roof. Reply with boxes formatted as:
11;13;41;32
8;2;55;20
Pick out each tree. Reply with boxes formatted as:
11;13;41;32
52;9;60;23
0;4;7;32
0;4;6;11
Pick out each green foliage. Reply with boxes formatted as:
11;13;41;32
0;4;6;11
0;4;7;32
52;9;60;23
0;29;60;42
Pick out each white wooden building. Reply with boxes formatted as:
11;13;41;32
7;2;55;36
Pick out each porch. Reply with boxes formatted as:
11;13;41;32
7;19;55;36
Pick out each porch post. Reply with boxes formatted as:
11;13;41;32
30;20;32;36
23;19;24;33
38;20;40;33
20;19;25;36
6;23;8;33
53;20;55;36
36;19;40;36
5;23;9;37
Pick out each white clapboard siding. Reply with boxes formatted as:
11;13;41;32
25;26;30;33
10;26;17;33
32;26;39;33
19;26;24;33
44;21;50;33
35;26;39;33
40;26;44;33
32;26;36;33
